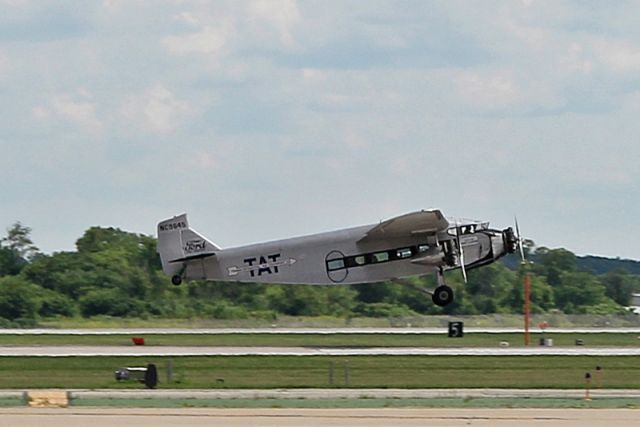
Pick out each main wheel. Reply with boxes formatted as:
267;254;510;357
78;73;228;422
171;275;183;286
432;285;454;307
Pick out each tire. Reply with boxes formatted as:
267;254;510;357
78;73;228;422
144;364;158;389
171;275;183;286
432;285;454;307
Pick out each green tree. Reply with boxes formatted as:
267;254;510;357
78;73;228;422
1;222;39;261
534;247;577;286
554;271;609;312
600;270;636;306
465;263;515;313
0;247;26;276
38;290;78;317
0;276;40;321
79;288;142;317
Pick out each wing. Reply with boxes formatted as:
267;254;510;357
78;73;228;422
358;209;449;243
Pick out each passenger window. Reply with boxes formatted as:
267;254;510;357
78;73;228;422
327;259;345;271
396;248;413;259
372;252;389;263
354;256;366;265
418;244;430;252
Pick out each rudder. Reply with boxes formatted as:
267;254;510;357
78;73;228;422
157;214;219;280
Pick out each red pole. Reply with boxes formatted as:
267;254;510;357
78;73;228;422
524;272;531;346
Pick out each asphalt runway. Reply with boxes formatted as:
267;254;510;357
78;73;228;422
2;327;640;334
2;388;640;400
1;345;640;356
1;408;638;427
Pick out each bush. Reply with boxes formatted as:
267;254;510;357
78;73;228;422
353;302;417;318
0;276;40;321
79;288;143;317
39;291;78;317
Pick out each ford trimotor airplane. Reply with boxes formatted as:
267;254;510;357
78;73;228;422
157;210;520;307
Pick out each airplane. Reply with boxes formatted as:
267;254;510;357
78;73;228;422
157;210;520;307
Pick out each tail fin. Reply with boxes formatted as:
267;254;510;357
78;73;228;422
157;214;220;277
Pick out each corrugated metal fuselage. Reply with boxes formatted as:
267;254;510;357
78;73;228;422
184;224;504;285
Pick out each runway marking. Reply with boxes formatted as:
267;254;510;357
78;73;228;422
1;346;640;357
2;328;640;335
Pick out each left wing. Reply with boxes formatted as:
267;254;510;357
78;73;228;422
358;209;449;243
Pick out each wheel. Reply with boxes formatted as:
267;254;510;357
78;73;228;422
432;285;454;307
171;275;183;286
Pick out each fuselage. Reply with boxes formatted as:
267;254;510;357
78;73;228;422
183;219;512;285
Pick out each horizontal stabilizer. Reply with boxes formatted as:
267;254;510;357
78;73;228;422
169;252;217;264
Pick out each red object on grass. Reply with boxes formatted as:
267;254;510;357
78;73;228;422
132;337;145;345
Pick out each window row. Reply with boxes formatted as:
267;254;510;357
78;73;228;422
326;244;431;272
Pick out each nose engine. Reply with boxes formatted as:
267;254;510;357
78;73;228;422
502;227;518;254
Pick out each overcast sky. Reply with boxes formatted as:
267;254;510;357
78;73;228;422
1;0;639;260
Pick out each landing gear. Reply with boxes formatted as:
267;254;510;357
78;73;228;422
432;285;454;307
395;268;455;307
171;275;183;286
432;267;454;307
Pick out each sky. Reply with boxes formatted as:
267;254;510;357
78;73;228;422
0;0;639;260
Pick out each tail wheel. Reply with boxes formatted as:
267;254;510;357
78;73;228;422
432;285;454;307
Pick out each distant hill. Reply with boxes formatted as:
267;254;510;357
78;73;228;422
501;252;640;275
577;255;640;275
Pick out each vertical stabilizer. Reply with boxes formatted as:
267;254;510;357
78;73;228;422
157;214;219;277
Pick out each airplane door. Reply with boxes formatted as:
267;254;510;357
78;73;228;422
325;250;348;283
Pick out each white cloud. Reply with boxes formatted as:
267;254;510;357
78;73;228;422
162;22;234;55
454;70;520;111
247;0;301;49
120;84;192;134
174;11;199;27
593;39;640;73
0;49;10;78
33;90;102;134
0;0;26;6
3;1;640;259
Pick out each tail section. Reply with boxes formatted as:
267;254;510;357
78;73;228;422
157;214;219;278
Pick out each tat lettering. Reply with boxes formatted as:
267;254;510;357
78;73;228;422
243;253;281;277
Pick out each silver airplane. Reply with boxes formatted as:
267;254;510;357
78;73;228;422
157;210;519;306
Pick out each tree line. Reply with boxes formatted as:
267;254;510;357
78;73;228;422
0;222;639;326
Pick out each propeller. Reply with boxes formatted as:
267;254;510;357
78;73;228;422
455;222;468;283
514;216;526;264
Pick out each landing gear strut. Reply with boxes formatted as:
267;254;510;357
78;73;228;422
432;268;454;307
395;268;455;307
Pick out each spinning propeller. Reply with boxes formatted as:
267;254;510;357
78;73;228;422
455;222;468;283
514;216;526;264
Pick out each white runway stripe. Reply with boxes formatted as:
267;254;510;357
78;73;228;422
1;328;640;335
1;346;639;357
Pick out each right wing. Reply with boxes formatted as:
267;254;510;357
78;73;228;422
357;209;449;243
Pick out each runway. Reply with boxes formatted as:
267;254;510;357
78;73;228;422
1;407;639;427
3;387;640;400
1;327;640;335
1;345;639;356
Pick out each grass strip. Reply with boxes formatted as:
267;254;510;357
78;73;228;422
0;355;637;389
1;333;639;347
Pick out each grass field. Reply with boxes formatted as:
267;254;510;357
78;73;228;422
1;332;639;347
0;355;637;389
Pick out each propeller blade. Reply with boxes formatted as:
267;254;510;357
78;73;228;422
455;223;468;283
515;216;526;263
